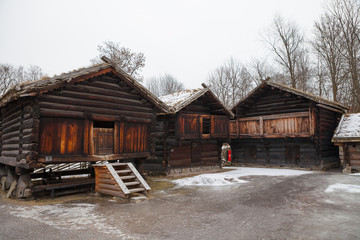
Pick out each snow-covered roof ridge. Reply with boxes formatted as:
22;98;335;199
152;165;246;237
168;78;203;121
333;113;360;142
159;88;205;111
159;85;234;118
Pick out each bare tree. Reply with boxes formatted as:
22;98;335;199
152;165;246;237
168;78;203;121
24;65;43;82
327;0;360;111
312;12;345;102
145;74;184;97
161;74;185;96
0;64;23;95
207;57;253;108
145;76;162;97
91;41;146;81
295;49;313;93
264;15;306;89
249;58;275;85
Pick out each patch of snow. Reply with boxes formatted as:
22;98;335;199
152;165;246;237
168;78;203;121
8;203;132;238
350;173;360;176
173;167;312;187
324;199;335;204
334;113;360;138
159;88;202;108
325;183;360;193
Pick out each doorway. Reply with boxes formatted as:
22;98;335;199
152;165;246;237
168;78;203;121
93;121;114;155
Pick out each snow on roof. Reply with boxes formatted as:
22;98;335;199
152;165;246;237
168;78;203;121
159;88;203;109
333;113;360;141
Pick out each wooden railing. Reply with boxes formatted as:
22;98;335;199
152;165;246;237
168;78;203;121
230;111;315;138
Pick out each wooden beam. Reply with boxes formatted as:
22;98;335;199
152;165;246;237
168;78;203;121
238;111;309;121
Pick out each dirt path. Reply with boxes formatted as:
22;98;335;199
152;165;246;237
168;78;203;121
1;169;359;240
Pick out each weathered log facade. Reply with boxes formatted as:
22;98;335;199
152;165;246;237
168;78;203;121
332;113;360;171
230;80;348;169
147;85;234;173
0;60;168;197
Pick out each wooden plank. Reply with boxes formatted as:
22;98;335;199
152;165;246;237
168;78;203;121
37;152;151;163
114;122;120;154
259;116;263;135
94;163;128;167
97;178;117;185
129;187;146;193
106;164;130;195
127;163;151;190
83;119;90;155
97;183;121;192
239;111;309;121
97;188;127;198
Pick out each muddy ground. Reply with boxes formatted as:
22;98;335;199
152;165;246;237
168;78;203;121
1;168;360;240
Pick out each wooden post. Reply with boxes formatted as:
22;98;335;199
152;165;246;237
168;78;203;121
259;116;264;136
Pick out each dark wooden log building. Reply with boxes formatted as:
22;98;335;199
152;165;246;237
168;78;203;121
147;84;234;173
0;59;168;197
332;113;360;172
230;80;348;169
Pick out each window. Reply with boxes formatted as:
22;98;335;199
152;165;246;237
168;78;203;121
202;116;211;135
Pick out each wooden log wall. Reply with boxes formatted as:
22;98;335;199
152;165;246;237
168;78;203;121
36;73;156;161
167;140;219;168
231;138;318;167
236;87;310;118
38;74;155;123
0;98;39;168
319;108;341;168
347;144;360;170
181;93;225;115
145;115;175;172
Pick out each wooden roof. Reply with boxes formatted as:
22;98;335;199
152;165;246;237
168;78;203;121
159;84;234;118
0;59;169;113
231;79;349;113
332;113;360;142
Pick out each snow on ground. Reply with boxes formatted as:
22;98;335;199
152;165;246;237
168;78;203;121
173;167;312;187
350;173;360;176
5;203;132;239
325;183;360;193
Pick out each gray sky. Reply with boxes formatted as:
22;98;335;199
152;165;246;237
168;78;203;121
0;0;325;89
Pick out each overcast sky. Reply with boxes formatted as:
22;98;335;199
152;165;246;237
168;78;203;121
0;0;326;89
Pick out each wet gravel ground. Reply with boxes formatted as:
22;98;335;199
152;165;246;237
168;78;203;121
1;169;360;240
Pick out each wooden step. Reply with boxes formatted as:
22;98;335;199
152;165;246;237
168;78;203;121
120;175;136;180
94;163;127;167
124;181;140;187
129;187;146;193
116;169;132;174
109;163;128;167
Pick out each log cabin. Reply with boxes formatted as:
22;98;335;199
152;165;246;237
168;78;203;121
230;79;348;169
0;58;168;198
147;84;234;173
332;113;360;172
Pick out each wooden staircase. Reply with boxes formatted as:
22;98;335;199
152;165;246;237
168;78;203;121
93;163;151;198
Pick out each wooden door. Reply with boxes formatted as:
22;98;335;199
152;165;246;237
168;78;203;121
93;128;114;155
191;141;202;163
285;145;300;164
